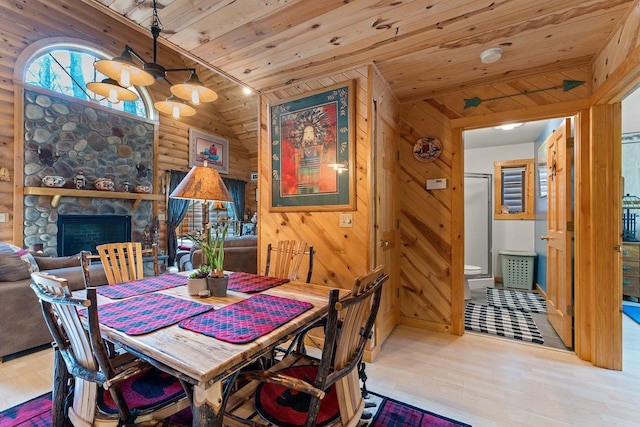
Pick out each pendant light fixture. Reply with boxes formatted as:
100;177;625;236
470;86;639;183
154;95;197;118
86;78;138;103
86;0;217;117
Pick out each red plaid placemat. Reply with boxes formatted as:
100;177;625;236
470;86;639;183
96;273;187;299
179;294;313;344
81;293;212;335
228;272;290;293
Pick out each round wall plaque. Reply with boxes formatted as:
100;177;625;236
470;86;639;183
413;136;442;162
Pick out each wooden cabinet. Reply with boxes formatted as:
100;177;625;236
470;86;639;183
622;242;640;299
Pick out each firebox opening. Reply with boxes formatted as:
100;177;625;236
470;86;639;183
57;215;132;256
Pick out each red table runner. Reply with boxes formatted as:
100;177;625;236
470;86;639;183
179;294;313;344
96;273;187;299
227;272;290;293
81;293;212;335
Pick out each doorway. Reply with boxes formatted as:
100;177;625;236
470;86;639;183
462;119;572;351
621;87;640;360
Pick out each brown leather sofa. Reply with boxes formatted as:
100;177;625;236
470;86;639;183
179;235;257;274
0;247;108;361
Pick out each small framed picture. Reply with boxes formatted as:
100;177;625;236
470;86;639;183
189;128;229;174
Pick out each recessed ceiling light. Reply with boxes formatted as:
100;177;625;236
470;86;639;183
494;123;523;130
480;47;503;64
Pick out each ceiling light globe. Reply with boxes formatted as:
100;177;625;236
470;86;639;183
480;48;503;64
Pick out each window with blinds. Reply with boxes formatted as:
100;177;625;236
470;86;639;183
501;167;526;213
494;159;535;219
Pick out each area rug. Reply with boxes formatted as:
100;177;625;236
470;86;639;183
465;302;544;344
486;287;547;313
623;304;640;325
0;390;471;426
361;391;471;427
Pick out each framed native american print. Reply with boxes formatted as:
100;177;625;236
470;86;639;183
189;128;229;174
269;81;355;212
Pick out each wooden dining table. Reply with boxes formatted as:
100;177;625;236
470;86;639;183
72;272;349;427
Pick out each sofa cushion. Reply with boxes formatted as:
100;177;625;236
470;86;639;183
0;243;39;281
225;235;257;248
45;264;108;291
34;253;82;270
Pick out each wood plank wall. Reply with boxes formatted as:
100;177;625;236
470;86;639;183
258;67;372;289
592;0;640;101
0;1;255;251
398;101;456;331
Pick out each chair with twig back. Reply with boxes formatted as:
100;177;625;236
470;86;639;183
223;266;388;427
96;242;158;284
30;271;189;426
265;240;315;283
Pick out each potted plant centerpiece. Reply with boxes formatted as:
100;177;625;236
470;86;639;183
187;220;229;297
187;264;210;295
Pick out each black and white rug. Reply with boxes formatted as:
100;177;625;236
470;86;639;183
465;302;544;344
486;287;547;313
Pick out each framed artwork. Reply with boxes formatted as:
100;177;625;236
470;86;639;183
189;128;229;174
269;81;355;211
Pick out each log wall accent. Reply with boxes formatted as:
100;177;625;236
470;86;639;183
258;67;372;290
0;1;255;249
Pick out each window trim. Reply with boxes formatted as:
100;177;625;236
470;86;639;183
494;158;535;220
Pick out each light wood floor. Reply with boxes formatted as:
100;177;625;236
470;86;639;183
2;314;639;426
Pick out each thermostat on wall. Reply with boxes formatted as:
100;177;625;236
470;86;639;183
426;178;447;190
250;172;258;181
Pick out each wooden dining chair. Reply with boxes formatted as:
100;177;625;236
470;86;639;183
96;242;158;284
30;271;189;426
223;266;388;427
265;240;315;283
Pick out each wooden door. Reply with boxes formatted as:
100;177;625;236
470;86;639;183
545;119;573;348
372;109;399;356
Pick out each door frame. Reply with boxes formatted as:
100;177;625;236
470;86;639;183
451;97;624;370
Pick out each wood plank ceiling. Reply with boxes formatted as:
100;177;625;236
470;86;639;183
83;0;634;148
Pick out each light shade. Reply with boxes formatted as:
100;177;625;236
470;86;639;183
87;78;138;102
169;165;233;203
94;48;155;87
155;95;197;118
213;201;227;211
170;71;218;105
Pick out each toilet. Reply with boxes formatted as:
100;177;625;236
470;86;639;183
464;264;482;300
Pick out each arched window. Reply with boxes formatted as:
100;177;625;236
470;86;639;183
24;45;150;118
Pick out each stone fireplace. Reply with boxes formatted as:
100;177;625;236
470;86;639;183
21;88;157;256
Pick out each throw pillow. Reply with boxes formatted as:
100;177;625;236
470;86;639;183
34;253;82;270
0;242;39;281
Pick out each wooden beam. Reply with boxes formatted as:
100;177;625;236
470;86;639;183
450;98;592;130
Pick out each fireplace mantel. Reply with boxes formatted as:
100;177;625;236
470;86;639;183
23;187;163;210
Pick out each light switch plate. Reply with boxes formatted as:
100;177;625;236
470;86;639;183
339;213;353;227
0;213;7;222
